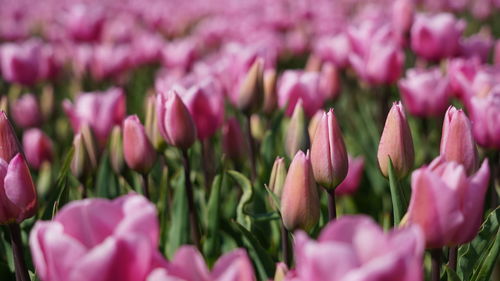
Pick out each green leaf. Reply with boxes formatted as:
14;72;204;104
445;266;461;281
231;221;275;281
387;158;404;226
457;207;500;281
227;170;254;229
203;174;223;260
165;170;189;258
50;147;74;219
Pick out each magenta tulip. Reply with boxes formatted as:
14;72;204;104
399;67;450;117
288;215;424;281
63;4;105;42
407;157;490;248
458;33;493;63
314;33;351;68
277;71;324;117
146;246;256;281
495;40;500;65
335;156;365;196
410;13;465;61
0;111;21;162
63;88;126;145
468;86;500;149
22;129;53;170
11;94;43;128
30;194;164;281
123;115;157;174
440;106;478;175
0;40;42;85
447;58;481;101
222;118;248;163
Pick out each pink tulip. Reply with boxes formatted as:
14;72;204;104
146;246;255;281
288;216;424;281
277;71;324;117
64;4;105;42
407;157;490;248
123;115;157;174
447;57;481;100
22;129;53;170
399;67;450;117
0;111;22;162
0;153;37;224
392;0;414;34
410;13;465;61
180;79;224;140
468;86;500;149
222;118;248;163
335;156;365;196
319;63;341;101
63;88;126;145
11;93;43;128
30;194;165;281
494;40;500;65
281;150;320;231
314;33;351;68
458;32;493;63
156;91;197;150
378;102;414;178
0;40;41;86
440;106;478;175
310;109;348;190
161;38;198;71
90;44;131;81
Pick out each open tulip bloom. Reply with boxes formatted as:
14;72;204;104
0;1;500;281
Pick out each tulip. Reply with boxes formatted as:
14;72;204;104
263;69;278;115
70;125;98;183
11;94;43;128
64;4;104;42
144;95;164;150
314;33;351;68
123;115;157;174
277;71;324;117
250;114;266;142
407;157;490;248
30;194;165;281
447;57;481;101
269;157;287;199
459;32;493;63
222;118;248;163
494;40;500;65
22;129;53;170
0;40;41;85
285;100;310;159
280;150;320;231
90;44;131;81
410;13;465;61
392;0;414;34
440;106;478;175
236;58;264;114
109;126;124;174
468;86;500;149
156;91;197;150
290;215;424;281
63;87;126;145
0;111;22;162
318;63;340;101
310;109;348;190
146;246;256;281
378;102;414;179
307;111;322;143
161;38;198;71
335;156;365;196
399;67;450;117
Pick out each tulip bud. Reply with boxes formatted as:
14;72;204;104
22;128;53;170
109;126;124;174
281;150;320;231
0;153;37;224
319;62;341;101
156;91;197;150
250;114;266;142
263;69;277;115
0;96;8;113
440;106;478;175
71;124;98;181
123;115;157;174
285;100;310;159
377;102;414;178
269;157;287;199
222;118;248;163
0;111;22;162
335;156;365;196
144;94;165;150
40;85;54;120
11;93;43;128
310;109;348;190
237;58;264;114
308;111;322;143
274;263;288;281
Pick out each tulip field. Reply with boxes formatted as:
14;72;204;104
1;0;500;280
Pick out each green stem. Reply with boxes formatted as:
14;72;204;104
182;149;201;249
388;159;403;225
327;190;337;221
8;223;30;281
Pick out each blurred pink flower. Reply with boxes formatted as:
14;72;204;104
0;40;42;85
468;86;500;149
277;70;324;117
459;32;493;63
11;93;43;128
314;33;351;68
335;156;365;196
63;4;105;42
22;128;53;170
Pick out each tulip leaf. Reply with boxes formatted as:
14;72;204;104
457;207;500;281
228;170;254;229
165;170;189;258
203;174;223;260
387;158;404;226
231;220;275;280
51;147;75;218
445;266;461;281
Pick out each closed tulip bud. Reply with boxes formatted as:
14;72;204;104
144;94;165;150
263;69;278;115
71;125;98;181
0;111;22;162
280;150;320;231
378;102;414;178
269;157;287;199
308;111;322;142
109;126;124;174
274;263;288;281
40;85;54;120
319;62;341;101
0;96;7;113
335;156;365;196
237;58;264;114
222;118;247;163
440;106;478;175
310;109;348;190
11;93;43;128
250;114;266;142
22;129;53;170
156;91;197;150
0;153;37;224
123;115;157;174
285;100;310;159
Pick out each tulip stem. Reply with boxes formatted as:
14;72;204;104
448;246;457;271
7;223;30;281
388;159;403;225
201;139;215;191
327;190;337;221
431;249;442;281
182;149;201;249
245;114;257;180
281;222;291;266
141;173;150;200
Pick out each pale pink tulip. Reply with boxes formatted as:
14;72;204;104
335;156;365;196
22;129;53;170
123;116;157;174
